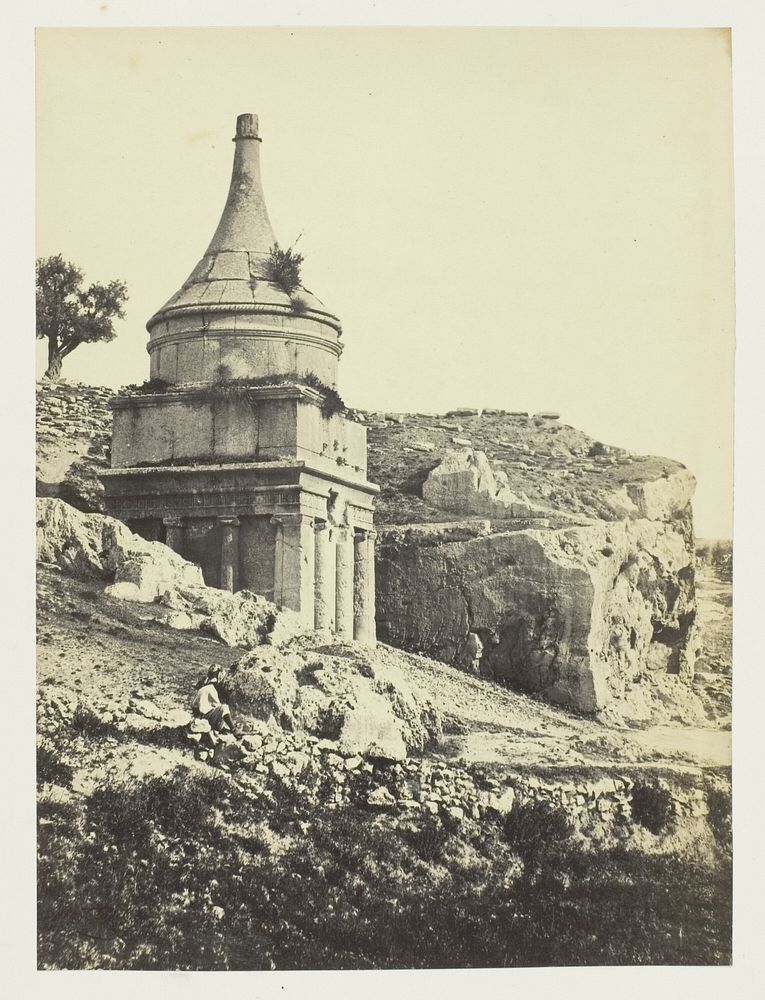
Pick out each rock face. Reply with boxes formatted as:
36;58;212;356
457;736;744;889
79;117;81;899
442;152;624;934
422;449;566;521
36;498;309;648
376;499;698;714
36;497;204;596
224;641;442;760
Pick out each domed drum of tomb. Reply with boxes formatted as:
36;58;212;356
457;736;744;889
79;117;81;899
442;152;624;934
101;114;378;644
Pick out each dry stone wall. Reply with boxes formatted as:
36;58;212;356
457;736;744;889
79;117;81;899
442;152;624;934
37;679;725;855
189;719;721;853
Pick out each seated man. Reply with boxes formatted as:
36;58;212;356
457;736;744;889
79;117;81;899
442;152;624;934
192;665;238;737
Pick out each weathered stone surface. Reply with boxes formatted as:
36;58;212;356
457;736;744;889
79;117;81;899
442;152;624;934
376;516;699;714
422;449;576;522
224;641;441;757
37;497;203;599
129;698;164;721
624;470;696;522
366;786;397;808
488;787;516;814
164;708;194;728
455;631;483;674
37;498;310;649
189;588;309;648
378;520;491;547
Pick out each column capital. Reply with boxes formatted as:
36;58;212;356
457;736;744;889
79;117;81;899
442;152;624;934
354;527;377;543
272;512;314;528
218;515;240;527
162;515;185;527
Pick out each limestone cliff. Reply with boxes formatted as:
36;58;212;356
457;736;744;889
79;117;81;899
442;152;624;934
377;513;698;714
367;410;700;717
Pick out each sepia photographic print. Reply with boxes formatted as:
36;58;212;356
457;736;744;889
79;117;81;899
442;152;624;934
23;12;753;985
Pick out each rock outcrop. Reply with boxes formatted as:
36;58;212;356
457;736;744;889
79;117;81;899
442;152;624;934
422;448;582;523
37;497;204;596
376;504;699;715
36;380;114;513
222;640;442;760
36;498;309;648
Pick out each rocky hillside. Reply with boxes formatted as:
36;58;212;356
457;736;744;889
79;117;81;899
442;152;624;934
34;387;732;969
357;408;700;717
36;382;703;717
36;508;731;968
36;379;113;512
36;384;685;527
358;407;686;526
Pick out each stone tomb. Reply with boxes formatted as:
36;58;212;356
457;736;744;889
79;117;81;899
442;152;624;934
101;385;377;641
101;113;378;642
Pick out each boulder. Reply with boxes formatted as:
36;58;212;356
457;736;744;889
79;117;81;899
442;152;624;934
37;499;310;649
36;497;203;599
422;449;567;521
192;589;308;648
223;641;441;758
376;515;699;715
164;708;194;728
367;786;397;808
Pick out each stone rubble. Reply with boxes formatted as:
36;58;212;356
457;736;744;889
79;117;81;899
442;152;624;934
176;712;722;850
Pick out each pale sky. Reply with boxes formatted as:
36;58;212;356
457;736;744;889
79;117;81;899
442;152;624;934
35;27;734;537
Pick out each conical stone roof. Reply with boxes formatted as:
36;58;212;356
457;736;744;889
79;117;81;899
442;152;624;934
146;114;342;388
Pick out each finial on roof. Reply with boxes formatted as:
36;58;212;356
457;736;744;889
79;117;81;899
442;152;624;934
234;113;260;141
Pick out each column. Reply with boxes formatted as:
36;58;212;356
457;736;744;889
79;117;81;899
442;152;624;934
367;529;378;644
163;516;186;556
353;530;372;644
271;513;316;625
314;520;336;631
334;524;354;640
218;516;240;592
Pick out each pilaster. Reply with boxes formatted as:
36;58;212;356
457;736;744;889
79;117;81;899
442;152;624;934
354;528;377;645
334;524;355;640
163;516;186;556
314;520;336;631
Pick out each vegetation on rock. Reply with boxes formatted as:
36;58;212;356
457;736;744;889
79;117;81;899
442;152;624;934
120;370;346;417
264;242;304;296
630;781;676;835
